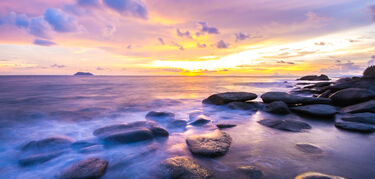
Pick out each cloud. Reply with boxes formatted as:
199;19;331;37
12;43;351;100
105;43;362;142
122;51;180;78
277;60;295;64
368;56;375;66
33;39;56;46
158;37;165;45
320;61;362;75
216;40;229;49
51;64;65;68
103;0;148;19
197;43;206;48
103;24;116;36
370;5;375;21
77;0;100;7
176;29;191;38
44;8;77;33
314;41;325;46
15;13;29;28
171;42;184;51
235;32;250;41
127;44;132;49
29;17;50;38
196;22;219;36
96;67;105;70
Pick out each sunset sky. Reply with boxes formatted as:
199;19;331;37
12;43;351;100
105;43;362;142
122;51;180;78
0;0;375;76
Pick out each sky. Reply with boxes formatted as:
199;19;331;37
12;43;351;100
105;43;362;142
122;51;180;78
0;0;374;76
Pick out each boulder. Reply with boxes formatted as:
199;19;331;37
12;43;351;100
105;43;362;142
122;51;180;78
258;119;311;132
60;158;108;179
335;122;375;133
190;118;211;126
295;143;323;154
264;101;290;114
295;172;345;179
161;156;214;179
261;92;331;105
189;113;211;126
203;92;257;105
145;111;175;123
342;100;375;113
236;165;263;179
19;151;65;166
186;131;232;157
227;102;260;111
21;136;74;153
297;74;330;81
341;113;375;124
329;88;375;106
291;104;337;117
93;121;168;144
216;123;236;129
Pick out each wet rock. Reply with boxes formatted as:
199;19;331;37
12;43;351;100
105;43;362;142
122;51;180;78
145;111;175;123
335;122;375;133
60;158;108;179
317;89;332;98
291;104;337;117
21;136;74;152
341;113;375;124
186;131;232;157
216;123;236;129
19;151;65;166
161;156;214;179
203;92;257;105
93;121;168;144
295;172;345;179
189;113;211;126
296;143;323;154
237;165;263;179
71;140;97;149
258;119;311;132
227;102;260;111
329;88;375;106
297;74;330;81
261;92;331;105
190;118;211;126
264;101;290;114
342;100;375;113
78;145;104;153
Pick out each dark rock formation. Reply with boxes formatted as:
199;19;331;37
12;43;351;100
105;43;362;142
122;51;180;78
297;74;330;81
145;111;175;123
335;122;375;133
186;131;232;157
236;165;263;179
264;101;290;114
329;88;375;106
261;92;331;105
342;100;375;113
227;102;260;111
341;113;375;124
161;156;214;179
258;119;311;132
291;104;337;117
203;92;257;105
216;123;236;129
60;158;108;179
295;143;323;154
74;72;93;76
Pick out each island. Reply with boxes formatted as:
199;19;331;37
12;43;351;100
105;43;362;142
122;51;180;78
74;72;94;76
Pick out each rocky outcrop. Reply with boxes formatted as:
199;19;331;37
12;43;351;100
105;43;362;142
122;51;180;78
227;102;260;111
295;172;345;179
264;101;290;114
186;131;232;157
145;111;175;123
189;113;211;126
203;92;257;105
329;88;375;106
216;123;236;129
291;104;337;117
74;72;93;76
297;74;330;81
342;100;375;113
236;165;263;179
295;143;323;154
341;113;375;124
335;122;375;133
261;92;331;105
60;158;108;179
258;119;311;132
161;156;214;179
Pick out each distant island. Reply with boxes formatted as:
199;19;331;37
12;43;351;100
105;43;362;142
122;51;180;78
74;72;93;76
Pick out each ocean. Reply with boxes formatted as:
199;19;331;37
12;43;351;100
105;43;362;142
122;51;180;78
0;76;374;178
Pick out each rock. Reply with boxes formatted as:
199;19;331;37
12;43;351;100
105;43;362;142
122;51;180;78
19;151;65;166
317;89;332;98
216;123;236;129
341;113;375;124
190;118;211;126
335;122;375;133
295;172;345;179
264;101;290;114
342;100;375;113
291;104;337;117
227;102;260;111
145;111;175;123
60;158;108;179
21;136;74;153
261;92;331;105
186;131;232;157
258;119;311;132
329;88;375;106
93;121;168;144
78;145;104;153
189;113;211;126
295;143;323;154
71;140;97;149
203;92;257;105
297;74;330;81
237;165;263;179
74;72;93;76
161;156;214;179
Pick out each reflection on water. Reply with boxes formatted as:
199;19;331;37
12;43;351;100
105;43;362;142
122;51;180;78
0;76;374;179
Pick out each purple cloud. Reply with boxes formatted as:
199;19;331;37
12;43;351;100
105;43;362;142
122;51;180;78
29;17;49;38
15;13;29;28
370;5;375;21
196;22;219;35
277;60;295;64
314;42;326;46
158;37;165;45
51;64;65;68
103;0;148;19
172;42;184;51
235;32;249;41
197;43;206;48
33;39;56;46
44;8;77;33
216;40;229;49
77;0;100;7
176;29;191;38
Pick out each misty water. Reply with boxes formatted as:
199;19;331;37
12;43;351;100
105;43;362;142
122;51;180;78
0;76;374;179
